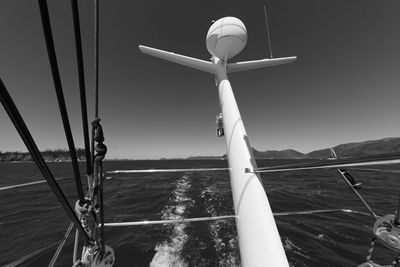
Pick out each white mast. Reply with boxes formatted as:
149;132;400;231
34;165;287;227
139;16;296;266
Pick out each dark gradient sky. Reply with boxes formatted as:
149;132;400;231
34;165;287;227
1;0;399;159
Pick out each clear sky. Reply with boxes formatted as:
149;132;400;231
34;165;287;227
0;0;399;159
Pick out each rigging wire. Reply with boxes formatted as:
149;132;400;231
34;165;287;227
73;228;80;264
90;0;100;196
92;0;106;252
336;169;378;218
71;1;92;260
3;222;74;267
108;167;231;174
99;160;105;250
48;222;75;267
71;0;93;176
103;209;371;227
263;5;273;59
0;78;89;242
104;215;238;226
38;0;84;204
3;241;60;267
352;164;400;223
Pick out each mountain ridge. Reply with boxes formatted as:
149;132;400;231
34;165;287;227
220;137;400;160
1;137;400;161
0;149;86;162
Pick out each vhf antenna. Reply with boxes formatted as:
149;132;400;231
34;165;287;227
263;5;273;59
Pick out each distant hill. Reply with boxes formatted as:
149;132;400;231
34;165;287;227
219;137;400;159
0;149;86;162
186;156;223;160
221;148;304;159
252;148;305;159
2;137;400;161
304;137;400;159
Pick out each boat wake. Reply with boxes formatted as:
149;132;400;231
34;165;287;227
150;174;193;267
201;185;240;266
283;236;310;266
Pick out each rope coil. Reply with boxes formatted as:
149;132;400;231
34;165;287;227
92;118;107;162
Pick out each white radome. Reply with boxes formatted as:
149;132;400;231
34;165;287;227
206;17;247;60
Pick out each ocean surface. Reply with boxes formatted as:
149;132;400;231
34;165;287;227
1;159;400;267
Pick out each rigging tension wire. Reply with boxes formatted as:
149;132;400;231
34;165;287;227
263;5;273;59
336;169;378;219
328;149;378;218
48;222;75;267
38;0;85;203
3;222;74;267
4;241;60;267
71;0;93;176
0;79;89;242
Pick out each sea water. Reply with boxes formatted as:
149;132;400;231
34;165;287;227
1;160;399;266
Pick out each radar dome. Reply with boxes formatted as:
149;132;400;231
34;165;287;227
206;17;247;60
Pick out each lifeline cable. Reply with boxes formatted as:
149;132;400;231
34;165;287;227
102;210;371;227
0;176;71;191
254;153;400;173
38;0;85;203
0;78;89;242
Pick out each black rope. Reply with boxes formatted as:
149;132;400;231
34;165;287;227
99;160;105;251
90;0;100;193
92;118;107;251
92;0;106;252
365;236;376;262
38;0;84;203
71;0;93;176
0;79;90;242
395;197;400;225
94;0;99;118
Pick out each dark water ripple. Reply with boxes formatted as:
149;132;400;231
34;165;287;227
1;160;400;266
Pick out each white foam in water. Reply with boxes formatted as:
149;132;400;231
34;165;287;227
283;237;311;260
201;185;240;266
150;174;192;267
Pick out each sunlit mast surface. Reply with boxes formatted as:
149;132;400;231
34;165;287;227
139;16;296;266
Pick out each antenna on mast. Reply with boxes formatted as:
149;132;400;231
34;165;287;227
263;5;273;59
